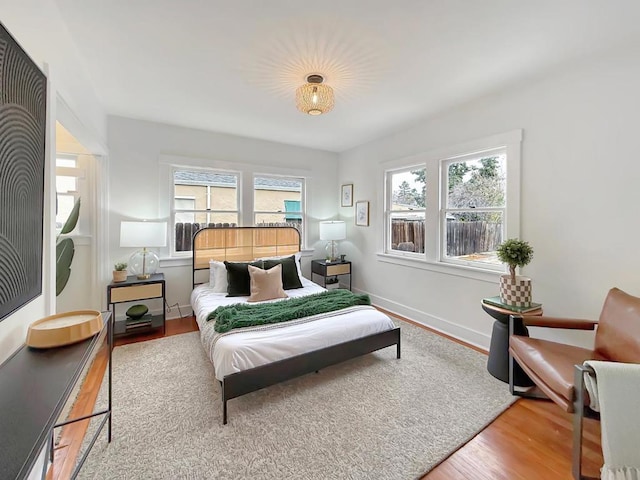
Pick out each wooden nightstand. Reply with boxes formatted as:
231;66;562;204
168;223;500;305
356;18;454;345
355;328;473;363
311;259;352;291
107;273;166;337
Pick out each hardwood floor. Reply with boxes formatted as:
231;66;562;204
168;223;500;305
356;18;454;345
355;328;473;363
48;315;602;480
46;317;197;480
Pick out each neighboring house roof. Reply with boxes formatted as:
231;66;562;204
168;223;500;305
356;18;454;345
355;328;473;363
174;170;301;191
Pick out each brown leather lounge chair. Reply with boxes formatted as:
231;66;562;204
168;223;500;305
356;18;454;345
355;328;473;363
508;287;640;480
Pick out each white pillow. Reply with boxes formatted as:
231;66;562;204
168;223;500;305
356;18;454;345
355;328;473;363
209;260;228;293
255;252;304;281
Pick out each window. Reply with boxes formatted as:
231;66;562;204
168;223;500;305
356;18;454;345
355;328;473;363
441;149;506;269
171;169;307;254
385;167;426;254
254;175;305;240
382;130;521;275
172;169;239;252
55;155;83;232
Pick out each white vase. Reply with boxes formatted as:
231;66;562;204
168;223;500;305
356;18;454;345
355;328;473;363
499;274;532;307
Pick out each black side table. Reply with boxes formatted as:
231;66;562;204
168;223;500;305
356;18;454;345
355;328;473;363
482;299;541;387
311;259;352;291
108;273;166;337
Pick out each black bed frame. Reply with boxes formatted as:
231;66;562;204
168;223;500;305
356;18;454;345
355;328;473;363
191;226;402;424
220;327;401;424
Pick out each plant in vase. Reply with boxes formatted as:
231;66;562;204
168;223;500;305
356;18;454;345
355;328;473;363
496;238;534;307
113;262;128;283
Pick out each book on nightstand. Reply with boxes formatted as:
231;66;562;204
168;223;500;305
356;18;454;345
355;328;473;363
125;314;153;330
482;296;542;313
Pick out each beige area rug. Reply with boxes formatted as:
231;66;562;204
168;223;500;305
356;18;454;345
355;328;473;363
78;320;514;480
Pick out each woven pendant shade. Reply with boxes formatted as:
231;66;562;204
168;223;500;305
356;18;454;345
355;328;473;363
295;75;334;115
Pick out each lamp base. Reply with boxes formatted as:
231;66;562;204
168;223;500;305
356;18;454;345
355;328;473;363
129;249;160;280
325;240;339;263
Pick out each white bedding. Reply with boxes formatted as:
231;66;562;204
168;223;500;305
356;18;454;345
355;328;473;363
191;278;396;380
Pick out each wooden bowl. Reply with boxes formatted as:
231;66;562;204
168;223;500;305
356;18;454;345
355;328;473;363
26;310;103;349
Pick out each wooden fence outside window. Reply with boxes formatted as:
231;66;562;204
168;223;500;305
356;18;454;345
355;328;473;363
391;219;502;256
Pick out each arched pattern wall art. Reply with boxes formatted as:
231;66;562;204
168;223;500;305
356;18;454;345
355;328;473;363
0;22;47;322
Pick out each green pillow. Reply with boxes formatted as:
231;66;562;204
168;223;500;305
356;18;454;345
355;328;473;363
224;261;264;297
263;256;303;290
126;304;148;319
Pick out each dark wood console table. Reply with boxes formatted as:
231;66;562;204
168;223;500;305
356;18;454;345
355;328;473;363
0;311;112;479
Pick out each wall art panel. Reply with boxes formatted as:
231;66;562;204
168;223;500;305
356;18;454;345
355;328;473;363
0;22;47;322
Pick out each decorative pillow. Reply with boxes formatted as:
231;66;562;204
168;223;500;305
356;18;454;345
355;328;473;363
263;255;303;290
209;260;228;293
256;252;304;283
224;260;264;297
247;264;288;303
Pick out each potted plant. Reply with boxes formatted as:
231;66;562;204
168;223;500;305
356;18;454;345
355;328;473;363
496;238;534;307
113;262;128;283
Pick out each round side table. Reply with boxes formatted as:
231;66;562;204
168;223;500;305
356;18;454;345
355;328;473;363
482;301;542;387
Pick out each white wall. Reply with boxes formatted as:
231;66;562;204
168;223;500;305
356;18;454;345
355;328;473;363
0;0;106;147
107;116;339;315
338;44;640;350
0;0;106;363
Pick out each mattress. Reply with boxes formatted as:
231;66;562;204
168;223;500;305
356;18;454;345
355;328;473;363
191;278;396;380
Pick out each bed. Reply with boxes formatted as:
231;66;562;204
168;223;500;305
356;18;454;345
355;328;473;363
190;226;401;424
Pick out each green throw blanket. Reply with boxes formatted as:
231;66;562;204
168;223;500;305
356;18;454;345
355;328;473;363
207;289;371;333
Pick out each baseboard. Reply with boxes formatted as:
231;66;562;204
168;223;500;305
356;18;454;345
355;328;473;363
353;287;491;352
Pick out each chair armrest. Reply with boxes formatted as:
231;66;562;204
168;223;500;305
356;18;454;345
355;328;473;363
520;315;597;330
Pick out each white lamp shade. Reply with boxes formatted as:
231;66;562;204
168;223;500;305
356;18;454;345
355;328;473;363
120;221;167;248
319;221;346;241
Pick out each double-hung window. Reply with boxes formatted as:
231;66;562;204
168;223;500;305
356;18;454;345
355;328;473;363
382;130;521;275
172;168;239;252
170;168;307;254
440;148;506;270
385;166;426;254
253;175;305;240
55;155;87;234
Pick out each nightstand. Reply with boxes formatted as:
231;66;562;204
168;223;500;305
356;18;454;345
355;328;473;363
107;273;166;337
311;259;352;291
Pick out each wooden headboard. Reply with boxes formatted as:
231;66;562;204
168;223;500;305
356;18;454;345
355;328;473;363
192;226;301;287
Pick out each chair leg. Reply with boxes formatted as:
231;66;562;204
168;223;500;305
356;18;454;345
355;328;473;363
508;315;541;397
508;315;517;395
508;347;516;395
573;364;598;480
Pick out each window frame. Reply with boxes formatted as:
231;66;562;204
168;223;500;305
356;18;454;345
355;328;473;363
379;130;522;278
439;147;507;271
253;173;306;244
171;166;241;256
384;165;426;258
55;154;86;235
168;166;309;257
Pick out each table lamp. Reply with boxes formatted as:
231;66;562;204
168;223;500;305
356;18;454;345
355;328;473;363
120;221;167;279
319;221;346;262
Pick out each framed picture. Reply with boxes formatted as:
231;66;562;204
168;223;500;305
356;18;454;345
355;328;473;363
341;183;353;207
355;201;370;226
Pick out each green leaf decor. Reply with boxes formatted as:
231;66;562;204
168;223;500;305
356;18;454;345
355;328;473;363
56;198;80;296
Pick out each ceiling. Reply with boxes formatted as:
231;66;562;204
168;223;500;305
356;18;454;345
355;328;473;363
54;0;640;152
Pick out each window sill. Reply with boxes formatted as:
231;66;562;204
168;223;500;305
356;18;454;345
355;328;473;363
376;252;501;283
